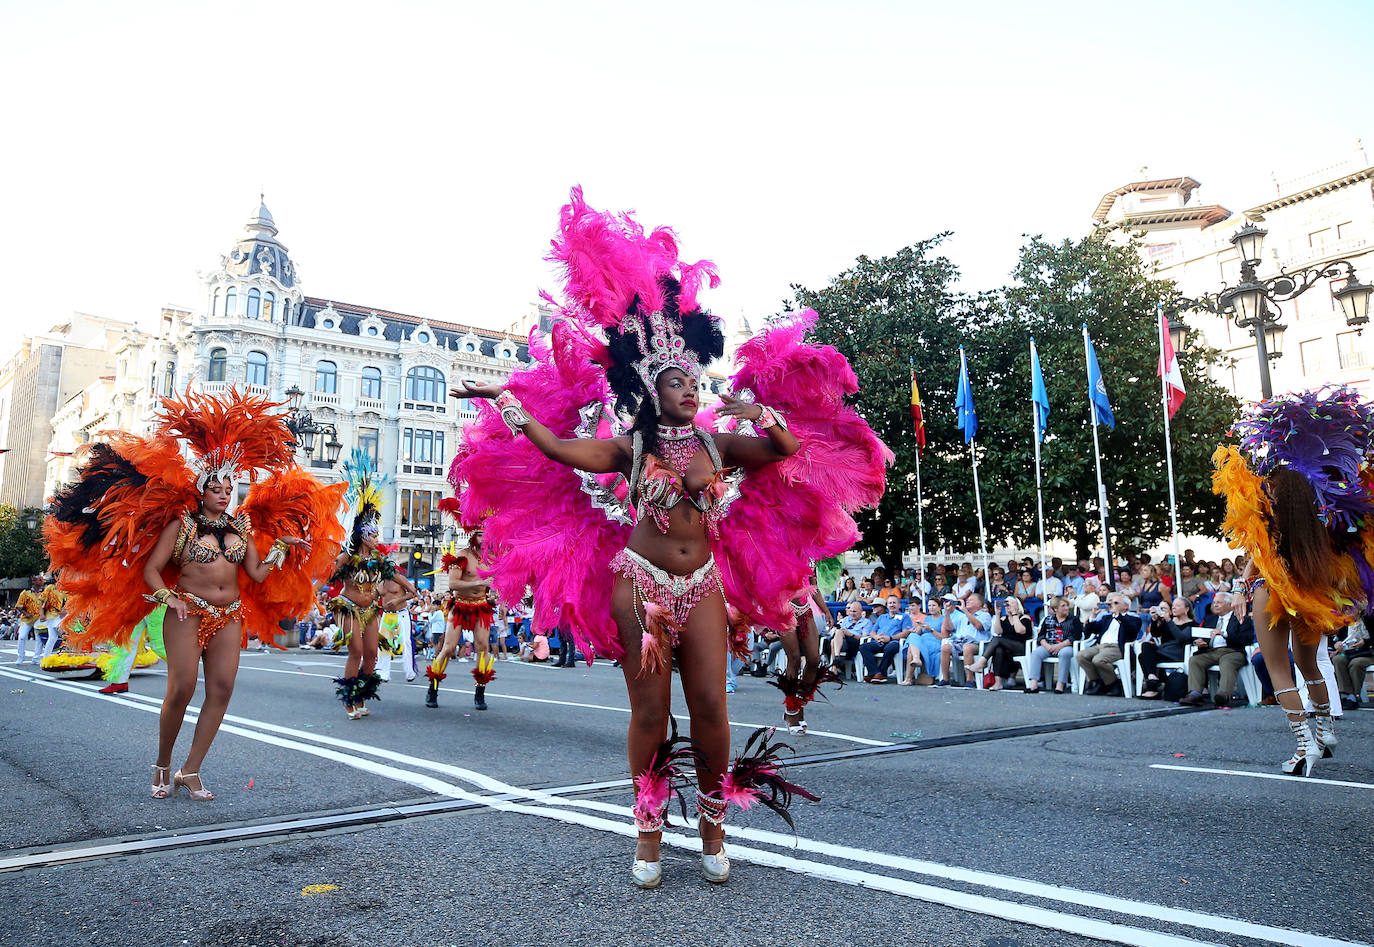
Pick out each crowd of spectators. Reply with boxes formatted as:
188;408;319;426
6;546;1371;710
799;551;1374;709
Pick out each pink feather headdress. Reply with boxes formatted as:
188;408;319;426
544;187;721;408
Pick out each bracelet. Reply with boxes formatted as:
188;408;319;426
152;588;172;604
495;390;532;436
755;405;788;431
264;538;290;569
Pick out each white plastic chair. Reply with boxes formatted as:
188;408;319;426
1073;641;1134;697
1014;641;1077;691
1135;642;1195;696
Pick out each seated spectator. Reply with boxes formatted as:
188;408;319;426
875;577;902;603
751;627;784;676
1178;591;1254;708
1113;570;1139;612
970;596;1033;690
1333;615;1373;710
1072;577;1102;624
901;599;945;685
1136;565;1170;619
1063;563;1085;597
860;595;912;683
985;568;1010;605
858;577;879;605
302;622;333;650
1076;592;1141;696
830;601;874;671
1013;569;1036;601
1032;566;1063;602
936;593;992;687
906;572;932;605
1026;596;1081;693
953;567;977;601
519;631;550;662
1137;597;1196;699
836;576;862;603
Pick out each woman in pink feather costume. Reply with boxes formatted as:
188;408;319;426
452;189;888;888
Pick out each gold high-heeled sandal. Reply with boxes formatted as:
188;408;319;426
151;764;172;799
172;770;215;801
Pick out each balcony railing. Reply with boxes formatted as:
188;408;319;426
357;397;386;413
311;391;341;408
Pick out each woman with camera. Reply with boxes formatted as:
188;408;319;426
1137;596;1196;699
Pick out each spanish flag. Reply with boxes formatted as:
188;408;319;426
910;366;926;454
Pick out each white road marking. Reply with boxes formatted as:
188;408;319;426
3;665;1364;947
235;661;895;747
0;667;1224;947
1151;763;1374;790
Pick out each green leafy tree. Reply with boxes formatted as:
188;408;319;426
792;236;969;575
791;233;1238;570
0;505;48;580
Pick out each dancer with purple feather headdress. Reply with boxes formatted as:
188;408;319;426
1213;385;1374;777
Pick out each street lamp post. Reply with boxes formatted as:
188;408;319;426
421;512;445;587
283;384;344;466
1170;222;1374;398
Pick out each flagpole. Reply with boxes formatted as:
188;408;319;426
915;441;927;609
1082;325;1114;575
1030;339;1047;593
962;348;992;596
1158;303;1184;593
911;359;927;609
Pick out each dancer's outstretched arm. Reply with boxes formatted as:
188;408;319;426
455;380;630;474
713;394;799;467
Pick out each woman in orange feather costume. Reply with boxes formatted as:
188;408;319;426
45;389;346;800
1212;386;1374;777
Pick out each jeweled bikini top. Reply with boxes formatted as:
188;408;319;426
331;552;397;587
174;511;249;565
627;428;731;536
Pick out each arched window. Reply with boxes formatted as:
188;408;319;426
361;366;383;400
208;347;227;382
246;350;269;386
263;291;275;322
315;360;337;394
211;290;220;318
246;288;261;319
282;300;293;324
224;287;237;317
405;365;445;403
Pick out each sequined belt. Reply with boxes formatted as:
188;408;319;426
331;596;380;628
610;548;722;629
174;587;242;650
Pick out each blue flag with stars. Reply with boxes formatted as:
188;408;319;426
956;347;978;442
1083;325;1115;429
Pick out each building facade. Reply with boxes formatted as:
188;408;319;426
43;201;531;581
1095;144;1373;401
0;313;132;510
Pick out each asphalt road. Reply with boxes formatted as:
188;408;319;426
1;643;1371;947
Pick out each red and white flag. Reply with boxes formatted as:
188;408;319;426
1158;313;1186;419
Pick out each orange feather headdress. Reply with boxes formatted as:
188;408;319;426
157;388;296;490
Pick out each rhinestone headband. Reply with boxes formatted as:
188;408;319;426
628;309;702;410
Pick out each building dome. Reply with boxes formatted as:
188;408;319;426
224;195;297;288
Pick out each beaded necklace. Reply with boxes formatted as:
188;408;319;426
656;423;699;474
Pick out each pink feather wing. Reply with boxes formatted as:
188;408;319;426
451;320;631;662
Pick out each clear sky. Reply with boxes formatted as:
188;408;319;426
3;0;1371;348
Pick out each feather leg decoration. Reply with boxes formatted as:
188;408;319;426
718;727;820;831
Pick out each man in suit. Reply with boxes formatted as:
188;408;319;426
1075;592;1141;696
1179;591;1255;708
